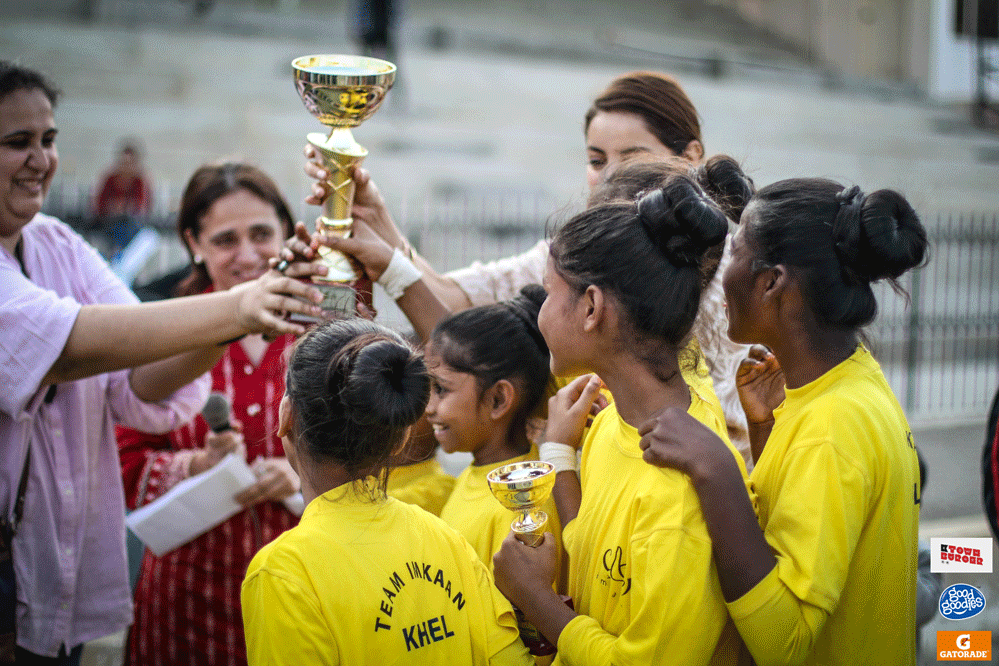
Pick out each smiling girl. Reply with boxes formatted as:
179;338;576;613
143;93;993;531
426;285;563;583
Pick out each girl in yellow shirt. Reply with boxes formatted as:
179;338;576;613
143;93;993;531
241;319;531;665
491;171;753;665
640;180;928;666
426;285;563;581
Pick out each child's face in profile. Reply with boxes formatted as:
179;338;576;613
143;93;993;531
423;344;493;457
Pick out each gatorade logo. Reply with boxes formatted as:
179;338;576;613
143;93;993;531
937;631;991;661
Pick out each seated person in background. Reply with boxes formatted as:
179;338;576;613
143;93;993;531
241;318;532;665
118;163;306;666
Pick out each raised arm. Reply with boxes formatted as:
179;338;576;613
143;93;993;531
304;148;474;311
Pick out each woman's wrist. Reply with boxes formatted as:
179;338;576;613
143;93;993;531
378;248;423;300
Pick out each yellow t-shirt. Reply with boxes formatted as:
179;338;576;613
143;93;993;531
387;458;457;517
555;387;750;666
440;445;565;588
242;485;531;666
726;346;918;666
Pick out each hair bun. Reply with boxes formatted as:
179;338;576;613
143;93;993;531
637;177;728;267
505;284;549;354
697;155;754;223
342;339;428;429
832;186;927;284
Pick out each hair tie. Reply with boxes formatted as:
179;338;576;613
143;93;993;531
830;186;865;284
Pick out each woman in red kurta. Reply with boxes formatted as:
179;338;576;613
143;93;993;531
118;163;302;666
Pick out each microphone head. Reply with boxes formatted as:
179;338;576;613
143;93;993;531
202;392;232;433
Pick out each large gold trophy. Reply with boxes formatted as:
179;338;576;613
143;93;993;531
292;54;396;315
487;461;561;657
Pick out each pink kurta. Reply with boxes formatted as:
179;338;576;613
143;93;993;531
1;213;209;656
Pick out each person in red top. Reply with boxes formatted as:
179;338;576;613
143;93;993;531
95;139;151;218
118;163;307;666
95;139;152;258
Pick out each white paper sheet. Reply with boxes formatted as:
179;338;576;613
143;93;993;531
125;453;257;556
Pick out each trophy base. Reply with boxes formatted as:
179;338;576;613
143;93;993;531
288;281;357;323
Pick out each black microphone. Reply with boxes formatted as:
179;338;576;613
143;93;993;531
201;392;232;433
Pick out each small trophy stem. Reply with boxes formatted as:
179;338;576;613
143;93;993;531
512;509;548;547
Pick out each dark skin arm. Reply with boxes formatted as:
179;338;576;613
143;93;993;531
639;407;775;601
493;532;578;646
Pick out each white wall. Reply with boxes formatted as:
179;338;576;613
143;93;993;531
927;0;995;101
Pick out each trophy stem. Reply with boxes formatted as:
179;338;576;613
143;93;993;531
512;510;548;548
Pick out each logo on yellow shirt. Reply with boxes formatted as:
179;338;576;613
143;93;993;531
600;546;632;596
936;631;991;661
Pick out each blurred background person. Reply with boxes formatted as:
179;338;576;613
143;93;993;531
94;138;152;261
118;163;304;666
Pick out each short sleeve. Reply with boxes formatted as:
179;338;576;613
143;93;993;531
726;439;869;665
0;263;81;417
242;553;339;666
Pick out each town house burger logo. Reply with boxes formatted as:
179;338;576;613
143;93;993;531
939;584;987;621
930;537;994;574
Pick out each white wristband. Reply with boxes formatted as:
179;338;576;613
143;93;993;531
378;248;423;300
539;442;579;474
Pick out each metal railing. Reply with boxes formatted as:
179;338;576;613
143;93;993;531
46;189;998;423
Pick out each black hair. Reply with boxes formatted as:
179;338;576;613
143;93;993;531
285;318;429;489
550;175;728;379
0;61;60;106
747;178;928;330
586;154;753;290
429;284;552;442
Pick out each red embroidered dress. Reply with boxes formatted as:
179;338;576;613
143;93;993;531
118;335;297;666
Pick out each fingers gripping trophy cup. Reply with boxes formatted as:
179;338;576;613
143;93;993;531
292;54;396;316
487;461;562;656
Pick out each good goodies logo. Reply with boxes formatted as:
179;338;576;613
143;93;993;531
939;584;986;621
930;538;993;574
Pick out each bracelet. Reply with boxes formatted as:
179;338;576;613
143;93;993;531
379;248;423;300
539;442;579;474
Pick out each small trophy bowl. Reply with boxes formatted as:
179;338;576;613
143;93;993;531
292;54;396;128
487;461;556;547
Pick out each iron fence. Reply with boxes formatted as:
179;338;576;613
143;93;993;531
46;187;998;423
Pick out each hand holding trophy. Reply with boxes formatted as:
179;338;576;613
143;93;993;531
292;54;396;317
488;461;565;657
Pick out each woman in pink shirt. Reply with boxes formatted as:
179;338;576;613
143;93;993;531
0;62;321;664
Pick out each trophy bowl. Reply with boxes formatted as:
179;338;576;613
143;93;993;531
487;461;555;547
292;54;396;128
290;54;397;312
